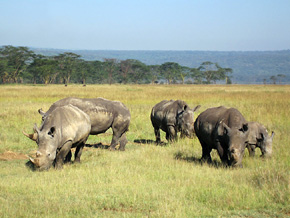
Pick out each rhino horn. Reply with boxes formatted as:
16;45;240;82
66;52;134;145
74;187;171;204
23;130;38;141
29;157;36;164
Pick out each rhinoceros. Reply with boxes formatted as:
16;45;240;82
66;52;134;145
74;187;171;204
150;100;201;143
194;106;249;167
25;104;91;171
246;121;274;157
31;97;131;151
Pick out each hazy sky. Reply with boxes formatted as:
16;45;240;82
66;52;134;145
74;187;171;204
1;0;290;51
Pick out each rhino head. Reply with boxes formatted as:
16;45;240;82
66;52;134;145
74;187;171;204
259;131;274;157
219;122;249;167
177;105;201;138
27;124;58;171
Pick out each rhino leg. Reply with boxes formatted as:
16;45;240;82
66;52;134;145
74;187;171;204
64;150;72;164
110;133;121;151
246;144;256;157
55;141;73;170
74;142;85;162
119;133;128;151
180;132;186;139
166;126;177;142
154;128;161;144
201;141;212;163
216;143;229;165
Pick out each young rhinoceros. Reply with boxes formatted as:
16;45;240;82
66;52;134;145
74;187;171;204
150;100;201;143
24;104;91;171
246;122;274;157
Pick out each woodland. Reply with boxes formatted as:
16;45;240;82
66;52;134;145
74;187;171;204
1;45;289;85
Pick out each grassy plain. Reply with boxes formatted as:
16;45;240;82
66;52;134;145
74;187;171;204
0;84;289;217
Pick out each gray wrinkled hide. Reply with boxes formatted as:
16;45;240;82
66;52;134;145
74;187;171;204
150;100;200;143
194;106;249;167
246;122;274;157
33;104;91;171
40;97;131;151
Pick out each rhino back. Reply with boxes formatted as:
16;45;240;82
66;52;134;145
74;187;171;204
195;106;247;141
151;100;188;127
224;108;247;128
46;97;130;135
43;105;91;145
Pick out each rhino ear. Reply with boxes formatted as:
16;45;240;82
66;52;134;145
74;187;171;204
38;108;45;116
48;127;56;137
218;122;230;136
192;105;201;112
222;122;231;135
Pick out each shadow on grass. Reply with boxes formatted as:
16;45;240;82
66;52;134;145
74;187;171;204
25;160;36;171
85;142;110;149
133;139;168;146
174;151;225;168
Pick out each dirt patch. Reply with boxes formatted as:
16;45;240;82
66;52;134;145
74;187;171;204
0;151;28;161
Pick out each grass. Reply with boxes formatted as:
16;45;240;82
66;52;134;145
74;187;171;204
0;84;289;217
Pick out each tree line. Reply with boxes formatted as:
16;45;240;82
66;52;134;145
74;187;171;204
0;45;233;85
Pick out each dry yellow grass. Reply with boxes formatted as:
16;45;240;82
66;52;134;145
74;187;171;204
0;84;289;217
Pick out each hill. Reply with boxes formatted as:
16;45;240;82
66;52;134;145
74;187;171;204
32;48;290;84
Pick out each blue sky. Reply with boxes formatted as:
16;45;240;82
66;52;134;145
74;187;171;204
1;0;290;51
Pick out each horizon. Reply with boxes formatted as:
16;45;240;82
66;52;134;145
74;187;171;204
6;45;289;53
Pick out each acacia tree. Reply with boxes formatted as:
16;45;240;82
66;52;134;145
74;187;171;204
103;58;118;85
270;75;277;84
27;55;58;84
27;55;44;84
191;68;204;84
55;52;81;86
148;65;161;84
180;66;191;84
198;61;217;84
74;60;92;86
90;60;106;83
0;58;9;83
0;46;34;83
198;61;232;84
120;59;133;84
217;66;233;84
129;60;149;84
277;74;286;84
160;62;182;84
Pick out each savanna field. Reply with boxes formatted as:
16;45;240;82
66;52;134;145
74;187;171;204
0;84;289;217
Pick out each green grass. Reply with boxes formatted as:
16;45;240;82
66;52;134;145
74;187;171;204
0;84;289;217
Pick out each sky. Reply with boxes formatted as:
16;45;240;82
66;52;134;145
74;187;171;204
1;0;290;51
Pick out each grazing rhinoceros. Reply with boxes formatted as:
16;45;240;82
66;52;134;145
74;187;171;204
29;97;131;151
194;106;249;167
246;122;274;157
24;104;91;171
150;100;201;143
